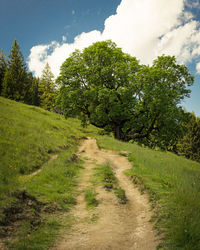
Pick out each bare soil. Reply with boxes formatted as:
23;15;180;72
52;138;159;250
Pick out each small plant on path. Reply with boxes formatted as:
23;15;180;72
95;163;127;204
84;188;99;209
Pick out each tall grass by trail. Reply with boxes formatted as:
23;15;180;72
96;135;200;250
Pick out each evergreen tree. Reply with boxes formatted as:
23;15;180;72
23;73;40;105
31;77;40;106
2;39;28;102
177;112;200;162
38;63;56;110
0;50;7;95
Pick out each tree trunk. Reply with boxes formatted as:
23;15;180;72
114;126;123;140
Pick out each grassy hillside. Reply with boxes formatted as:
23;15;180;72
0;97;99;249
96;136;200;249
1;97;200;249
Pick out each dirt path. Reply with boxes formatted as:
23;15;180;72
29;154;58;177
52;138;159;250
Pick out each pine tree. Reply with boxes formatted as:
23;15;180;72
31;77;40;106
38;63;56;110
0;50;7;95
23;72;40;105
177;112;200;162
2;39;28;102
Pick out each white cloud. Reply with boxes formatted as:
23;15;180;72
62;36;67;42
28;41;58;77
72;10;75;15
28;0;200;78
156;21;198;63
28;31;102;77
178;11;193;23
103;0;184;63
196;62;200;73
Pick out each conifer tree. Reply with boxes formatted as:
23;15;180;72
31;77;40;106
2;39;28;102
0;50;7;95
23;72;40;105
177;112;200;162
38;63;56;110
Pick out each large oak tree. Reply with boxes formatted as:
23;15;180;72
57;41;194;148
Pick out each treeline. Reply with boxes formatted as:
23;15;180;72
0;39;57;110
0;39;199;163
177;112;200;162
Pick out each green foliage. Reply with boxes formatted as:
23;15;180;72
177;112;200;162
96;135;200;249
2;39;29;102
24;73;40;106
38;63;57;111
0;39;40;106
0;50;7;95
57;40;194;149
131;56;194;150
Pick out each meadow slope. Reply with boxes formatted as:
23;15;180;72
96;136;200;249
0;97;200;249
0;97;98;249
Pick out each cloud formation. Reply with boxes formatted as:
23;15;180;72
28;0;200;78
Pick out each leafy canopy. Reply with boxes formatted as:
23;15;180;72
57;40;194;148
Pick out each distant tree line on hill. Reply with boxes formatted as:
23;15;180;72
0;39;57;110
0;39;199;163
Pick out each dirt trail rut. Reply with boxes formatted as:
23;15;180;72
53;138;159;250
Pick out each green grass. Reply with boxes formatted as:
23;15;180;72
96;163;118;190
96;135;200;249
5;218;61;250
114;188;127;204
84;188;99;209
1;97;200;249
0;97;99;249
0;96;98;196
94;162;127;204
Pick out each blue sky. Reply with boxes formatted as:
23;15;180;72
0;0;200;117
0;0;120;58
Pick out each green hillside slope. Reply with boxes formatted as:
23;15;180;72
96;136;200;249
0;97;200;249
0;97;99;249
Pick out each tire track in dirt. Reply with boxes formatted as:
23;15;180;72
52;138;159;250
